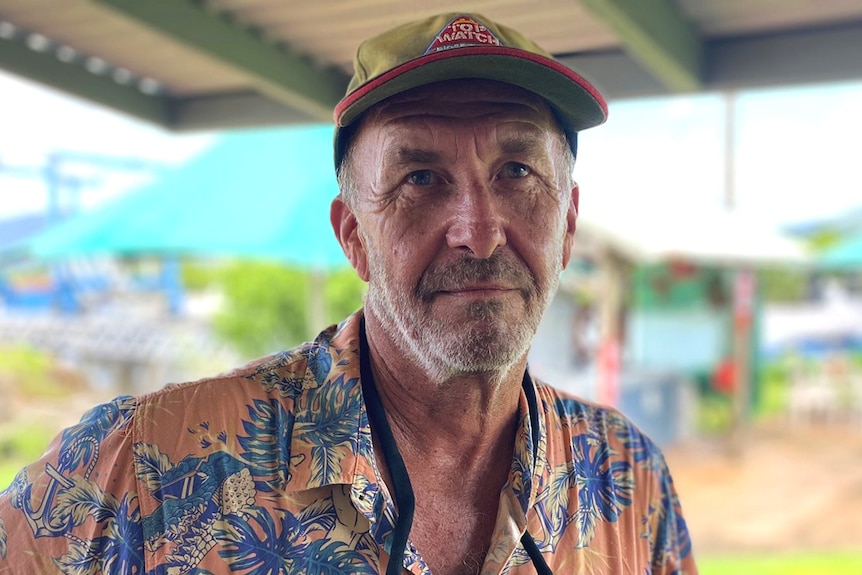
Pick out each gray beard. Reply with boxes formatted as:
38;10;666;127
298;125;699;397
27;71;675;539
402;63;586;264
364;250;561;382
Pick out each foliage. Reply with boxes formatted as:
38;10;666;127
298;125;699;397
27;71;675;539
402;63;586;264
0;422;54;489
323;267;368;326
757;358;795;417
695;391;732;436
209;261;365;359
693;353;796;435
806;228;844;252
757;267;809;303
179;258;224;291
0;345;49;376
0;345;75;399
0;346;89;489
0;422;52;462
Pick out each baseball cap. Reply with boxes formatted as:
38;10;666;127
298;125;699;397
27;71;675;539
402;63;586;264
334;12;608;168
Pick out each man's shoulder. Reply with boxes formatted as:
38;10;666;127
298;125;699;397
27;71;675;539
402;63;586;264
534;379;617;422
139;313;363;410
144;346;315;402
534;379;662;458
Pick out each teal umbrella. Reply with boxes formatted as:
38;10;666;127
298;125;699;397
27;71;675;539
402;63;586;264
818;233;862;271
21;124;347;270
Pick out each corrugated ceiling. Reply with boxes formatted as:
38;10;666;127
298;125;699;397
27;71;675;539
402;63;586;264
1;0;861;131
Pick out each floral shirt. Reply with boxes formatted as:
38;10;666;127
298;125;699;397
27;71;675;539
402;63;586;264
0;311;696;574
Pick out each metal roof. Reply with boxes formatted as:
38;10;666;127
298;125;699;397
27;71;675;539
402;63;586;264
1;0;861;132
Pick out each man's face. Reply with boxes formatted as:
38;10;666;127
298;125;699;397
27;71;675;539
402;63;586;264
335;79;578;379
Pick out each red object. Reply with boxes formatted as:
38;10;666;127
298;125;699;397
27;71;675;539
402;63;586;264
668;259;697;278
713;358;735;394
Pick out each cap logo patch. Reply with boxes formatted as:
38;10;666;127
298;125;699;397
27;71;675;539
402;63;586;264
424;15;501;54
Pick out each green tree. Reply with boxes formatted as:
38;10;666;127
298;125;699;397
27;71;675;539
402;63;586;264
757;267;809;303
211;261;365;358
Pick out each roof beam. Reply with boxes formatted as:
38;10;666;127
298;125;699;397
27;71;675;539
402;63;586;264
172;91;320;131
93;0;348;121
582;0;703;92
561;20;862;100
0;33;172;126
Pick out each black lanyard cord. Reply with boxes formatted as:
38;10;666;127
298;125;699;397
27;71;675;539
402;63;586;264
360;321;415;575
359;319;552;575
521;530;554;575
520;372;555;575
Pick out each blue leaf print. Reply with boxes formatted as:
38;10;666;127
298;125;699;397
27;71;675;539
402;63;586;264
100;494;144;575
294;374;361;483
54;494;143;575
133;442;174;501
572;434;634;547
52;474;119;529
217;509;303;574
237;398;294;491
53;537;101;575
651;475;692;567
612;415;664;473
301;538;375;574
217;495;364;573
297;374;360;446
293;495;339;534
310;445;343;486
573;434;634;520
554;397;591;424
536;424;637;551
509;408;535;512
307;340;334;384
533;461;574;548
356;409;375;464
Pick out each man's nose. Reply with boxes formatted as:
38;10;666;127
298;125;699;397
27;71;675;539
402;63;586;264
445;182;507;259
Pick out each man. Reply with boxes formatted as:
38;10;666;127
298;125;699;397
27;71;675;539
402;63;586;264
0;12;696;575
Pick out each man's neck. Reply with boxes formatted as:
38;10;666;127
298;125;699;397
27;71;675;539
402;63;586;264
362;314;526;460
362;314;524;575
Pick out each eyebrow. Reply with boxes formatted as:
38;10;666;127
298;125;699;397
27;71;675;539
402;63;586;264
390;147;442;166
384;134;548;167
499;136;544;156
391;138;541;164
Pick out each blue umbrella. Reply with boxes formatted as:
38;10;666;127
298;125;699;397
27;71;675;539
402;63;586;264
21;124;348;270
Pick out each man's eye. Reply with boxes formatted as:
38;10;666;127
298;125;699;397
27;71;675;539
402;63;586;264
407;170;434;185
502;162;530;178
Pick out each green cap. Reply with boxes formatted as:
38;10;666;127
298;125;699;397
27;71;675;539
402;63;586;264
334;12;608;167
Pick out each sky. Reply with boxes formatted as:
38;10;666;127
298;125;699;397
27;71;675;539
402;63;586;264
1;69;861;231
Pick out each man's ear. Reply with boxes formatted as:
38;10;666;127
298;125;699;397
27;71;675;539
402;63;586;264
331;195;369;281
561;182;579;269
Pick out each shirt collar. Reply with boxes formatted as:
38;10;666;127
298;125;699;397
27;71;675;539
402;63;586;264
278;309;547;519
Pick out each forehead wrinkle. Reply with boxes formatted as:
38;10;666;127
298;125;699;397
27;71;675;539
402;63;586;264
369;104;563;173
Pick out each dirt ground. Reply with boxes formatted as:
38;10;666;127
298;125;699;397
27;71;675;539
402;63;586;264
664;417;862;556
